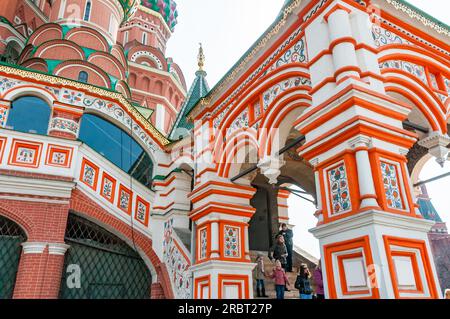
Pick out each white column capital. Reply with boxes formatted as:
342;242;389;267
257;156;286;184
21;242;47;254
348;136;373;149
48;243;71;255
310;158;320;167
418;132;450;167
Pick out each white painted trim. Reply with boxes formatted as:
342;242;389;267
22;242;47;254
310;209;434;240
48;243;70;255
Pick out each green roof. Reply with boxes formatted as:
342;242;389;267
418;198;442;223
169;69;209;140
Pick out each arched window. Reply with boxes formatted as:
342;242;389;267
83;1;91;21
0;41;21;64
142;32;147;45
6;96;51;135
78;71;88;83
79;114;153;187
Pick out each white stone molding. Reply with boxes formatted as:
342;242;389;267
257;156;286;184
48;243;71;256
418;132;450;167
21;242;47;254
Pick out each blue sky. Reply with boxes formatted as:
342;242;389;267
166;1;450;257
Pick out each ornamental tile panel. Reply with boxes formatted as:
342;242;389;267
0;106;8;128
81;160;98;190
16;147;36;164
327;163;352;214
0;77;22;94
9;140;42;168
262;77;311;111
381;161;404;210
118;186;132;214
60;89;84;105
265;38;308;75
224;226;240;258
379;60;427;84
101;174;116;203
50;118;79;135
372;25;410;47
199;227;208;260
163;219;192;299
46;146;72;168
135;197;150;226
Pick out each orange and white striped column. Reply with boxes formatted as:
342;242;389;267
298;0;442;299
189;177;256;299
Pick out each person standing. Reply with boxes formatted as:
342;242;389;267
313;260;325;299
254;253;269;298
445;289;450;299
278;223;294;272
270;260;290;299
269;234;288;270
295;264;313;299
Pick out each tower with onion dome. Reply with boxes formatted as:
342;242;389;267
118;0;187;135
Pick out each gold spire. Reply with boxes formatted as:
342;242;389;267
197;43;205;71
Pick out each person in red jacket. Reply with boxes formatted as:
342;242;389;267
313;259;325;299
270;260;291;299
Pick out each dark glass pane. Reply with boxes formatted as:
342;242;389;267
6;96;51;135
78;71;88;83
84;2;91;21
78;114;153;187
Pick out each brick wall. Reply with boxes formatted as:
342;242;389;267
0;188;173;299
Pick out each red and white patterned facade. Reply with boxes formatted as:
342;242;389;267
0;0;448;299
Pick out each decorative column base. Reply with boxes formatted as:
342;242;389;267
191;260;255;299
311;209;442;299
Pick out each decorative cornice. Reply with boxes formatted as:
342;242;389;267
384;0;450;36
136;4;173;35
0;64;170;146
191;0;303;116
48;243;71;255
21;242;47;254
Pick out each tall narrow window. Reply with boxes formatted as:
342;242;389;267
58;0;67;19
78;71;88;83
142;32;147;45
83;0;91;21
124;31;129;44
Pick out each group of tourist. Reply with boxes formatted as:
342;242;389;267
254;223;324;300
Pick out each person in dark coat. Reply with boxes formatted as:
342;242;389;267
277;223;294;272
269;234;288;270
295;263;313;299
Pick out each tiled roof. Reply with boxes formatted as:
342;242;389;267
169;69;209;140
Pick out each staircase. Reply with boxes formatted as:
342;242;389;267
250;250;318;299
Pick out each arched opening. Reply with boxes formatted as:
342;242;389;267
0;40;22;64
78;114;154;188
59;214;152;299
78;71;89;84
0;215;27;299
5;96;51;135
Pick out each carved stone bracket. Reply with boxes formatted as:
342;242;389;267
418;132;450;167
257;156;286;185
